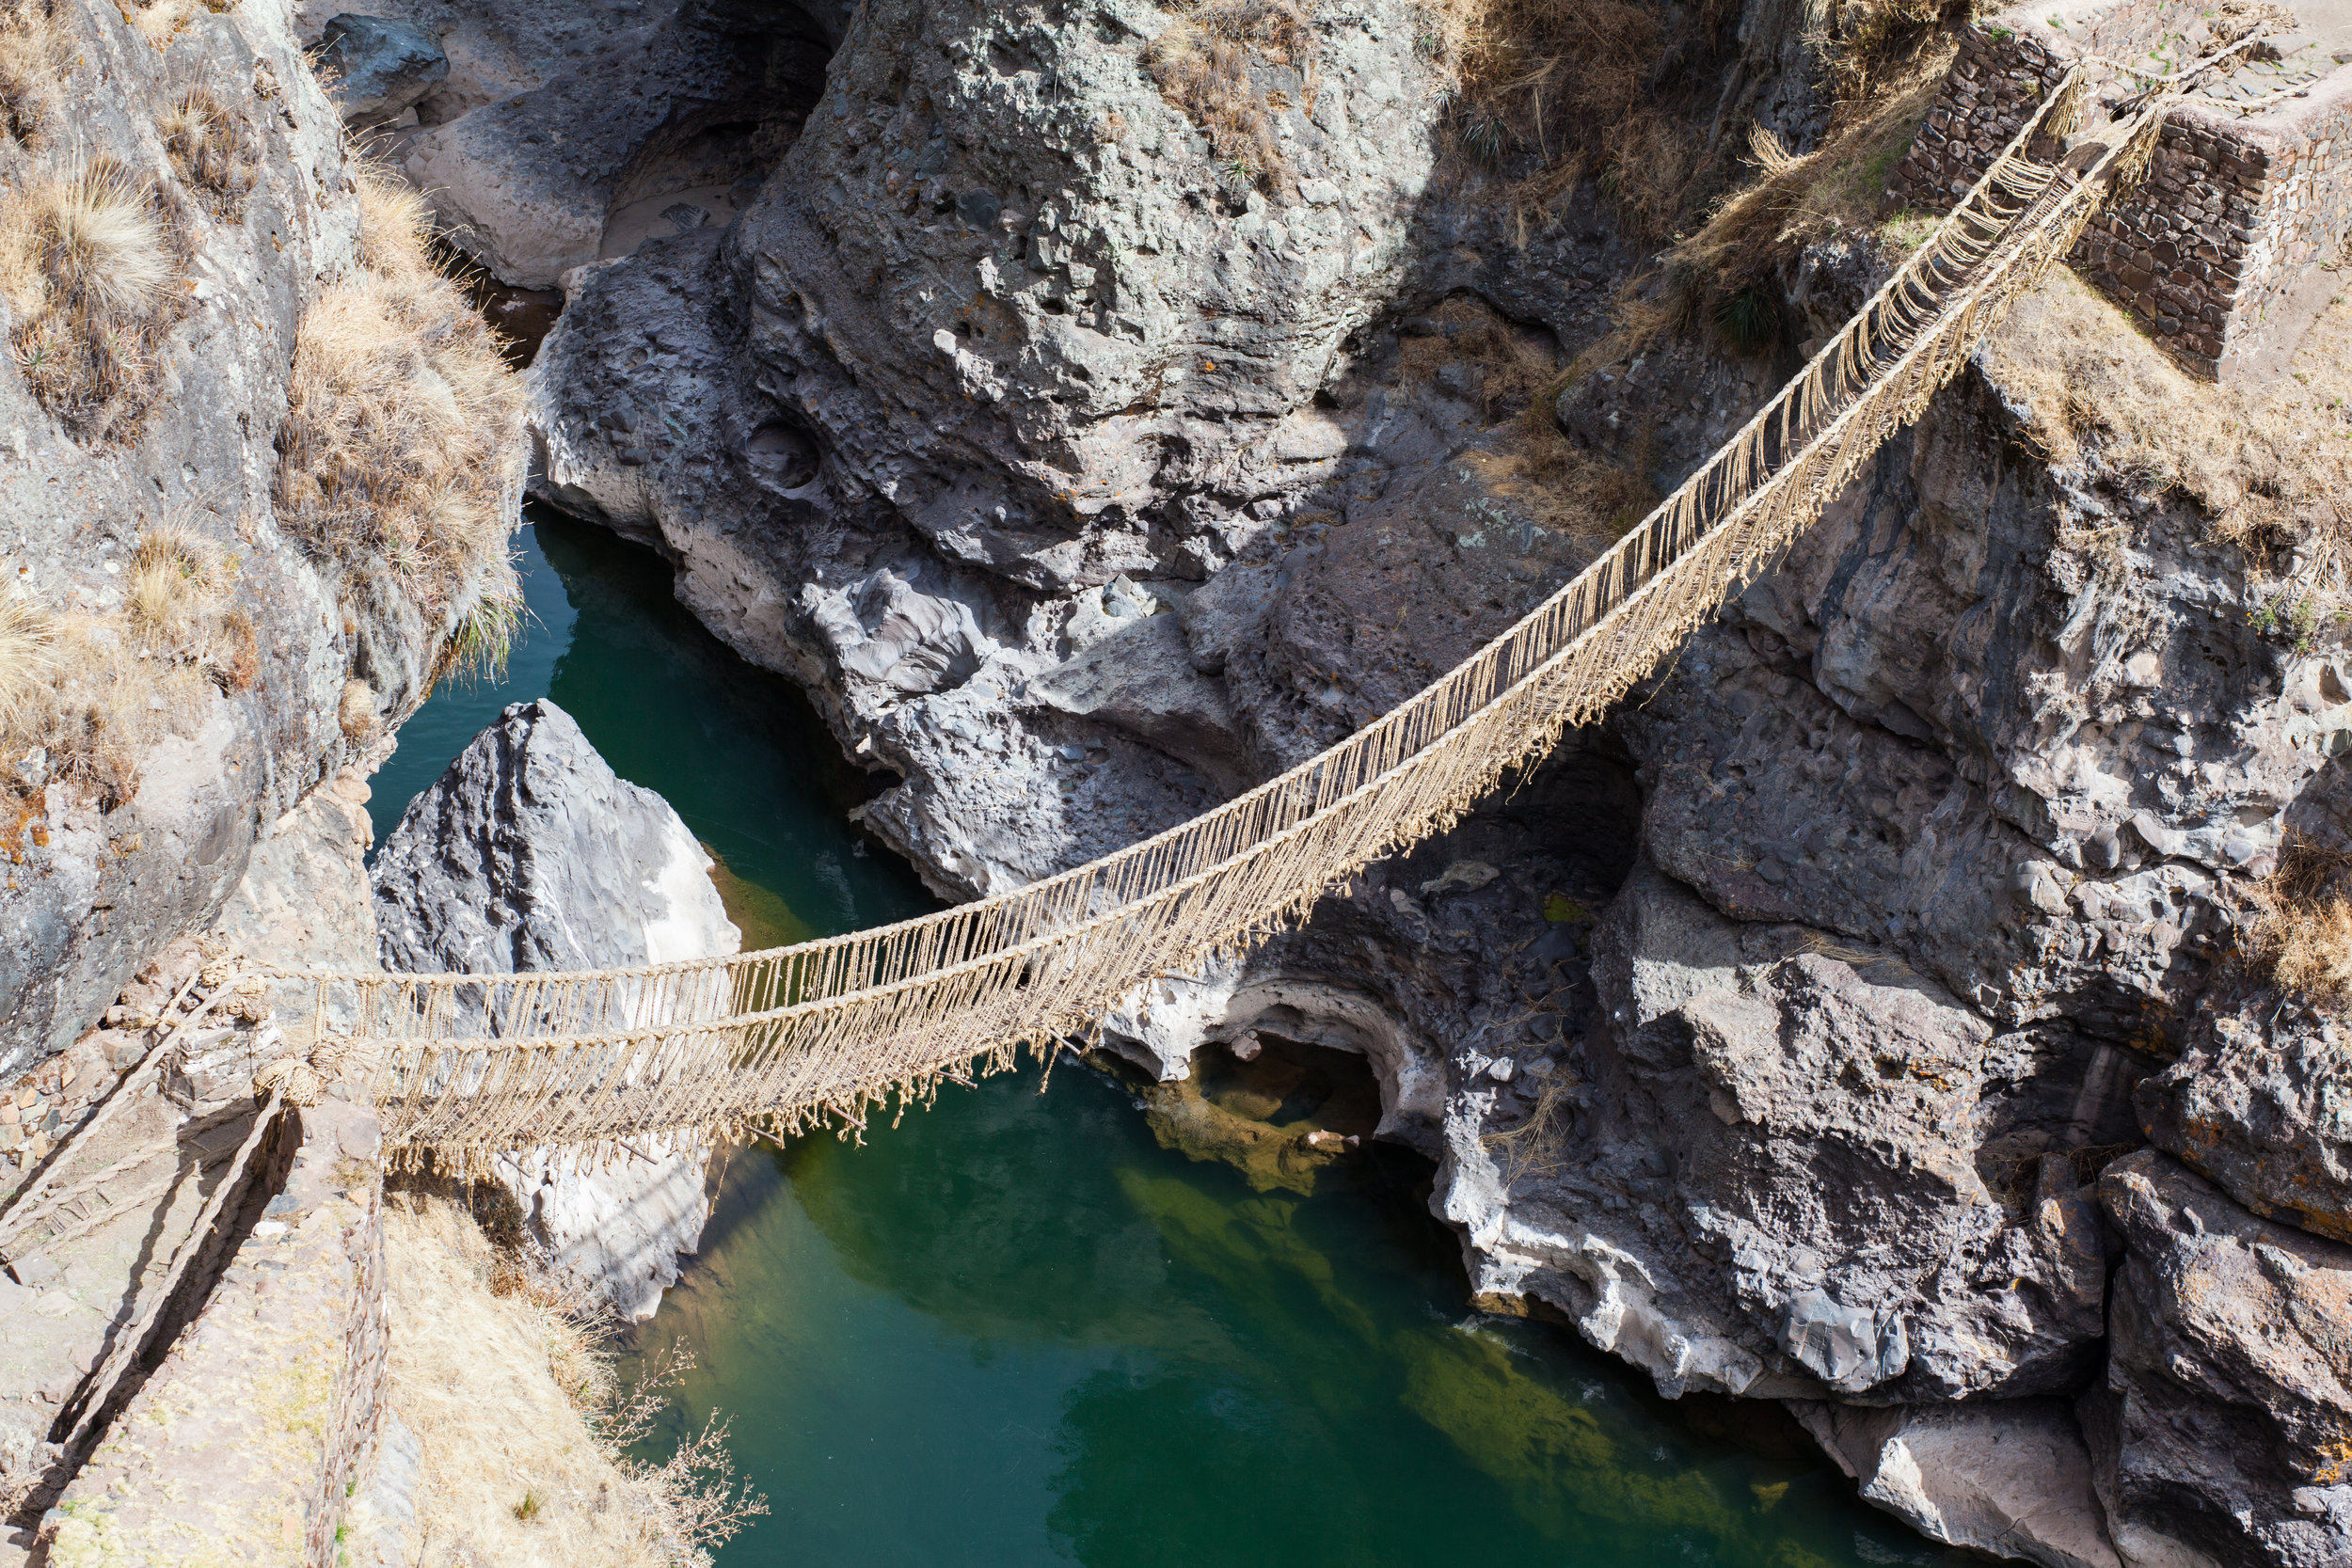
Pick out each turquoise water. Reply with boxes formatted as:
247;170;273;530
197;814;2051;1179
385;514;1955;1568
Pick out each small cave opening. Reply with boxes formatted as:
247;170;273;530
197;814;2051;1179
599;7;834;261
1132;1031;1390;1196
743;419;820;491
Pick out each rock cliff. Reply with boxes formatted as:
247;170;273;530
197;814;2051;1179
0;0;525;1073
6;0;2344;1561
473;0;2352;1560
373;698;739;1319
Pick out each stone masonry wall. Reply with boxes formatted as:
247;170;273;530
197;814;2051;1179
43;1101;388;1568
1897;3;2352;379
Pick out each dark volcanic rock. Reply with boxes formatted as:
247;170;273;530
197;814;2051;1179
2140;993;2352;1246
2087;1149;2352;1568
318;14;448;122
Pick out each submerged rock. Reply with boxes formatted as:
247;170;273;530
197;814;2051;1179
373;699;740;1319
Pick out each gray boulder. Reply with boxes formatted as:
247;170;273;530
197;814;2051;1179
373;699;739;1319
1443;865;2124;1403
2086;1149;2352;1568
1795;1399;2122;1568
2139;995;2352;1246
318;15;448;123
374;699;739;978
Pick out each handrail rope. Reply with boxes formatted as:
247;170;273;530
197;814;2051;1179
367;99;2115;1068
267;67;2090;1020
338;67;2191;1153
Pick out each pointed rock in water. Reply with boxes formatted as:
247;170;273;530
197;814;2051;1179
373;699;740;1320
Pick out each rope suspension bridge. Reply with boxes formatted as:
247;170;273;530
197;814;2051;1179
264;65;2177;1163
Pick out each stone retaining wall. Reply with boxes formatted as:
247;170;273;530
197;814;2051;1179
43;1101;388;1568
1897;1;2352;379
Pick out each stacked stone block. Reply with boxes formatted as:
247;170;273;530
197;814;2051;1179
1898;1;2351;380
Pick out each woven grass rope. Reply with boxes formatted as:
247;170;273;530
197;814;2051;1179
276;65;2183;1164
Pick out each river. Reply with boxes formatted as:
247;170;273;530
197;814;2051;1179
374;514;1959;1568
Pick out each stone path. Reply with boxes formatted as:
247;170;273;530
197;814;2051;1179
2100;0;2352;111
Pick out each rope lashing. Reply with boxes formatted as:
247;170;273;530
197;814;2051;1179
256;60;2198;1164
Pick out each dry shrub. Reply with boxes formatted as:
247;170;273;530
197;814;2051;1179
1143;0;1315;194
0;595;56;733
158;87;257;214
0;158;187;442
2248;839;2352;1006
383;1196;767;1568
0;0;67;148
1423;0;1727;242
1980;274;2352;572
1402;295;1656;532
274;158;525;623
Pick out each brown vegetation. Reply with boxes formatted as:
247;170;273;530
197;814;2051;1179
1424;0;1740;242
273;159;526;629
1400;295;1656;533
2247;839;2352;1006
119;0;230;52
1;516;248;812
1983;275;2352;578
0;595;55;734
1143;0;1315;193
383;1194;768;1568
0;157;189;443
158;88;258;215
0;0;66;148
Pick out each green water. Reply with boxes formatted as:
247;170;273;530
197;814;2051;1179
385;514;1955;1568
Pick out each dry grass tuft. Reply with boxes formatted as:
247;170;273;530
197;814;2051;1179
1480;1074;1579;1190
1981;274;2352;580
2248;839;2352;1006
274;157;525;624
1631;49;1950;356
0;0;67;148
0;159;188;441
126;525;221;657
1143;0;1315;195
0;595;56;733
383;1196;767;1568
159;88;258;214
